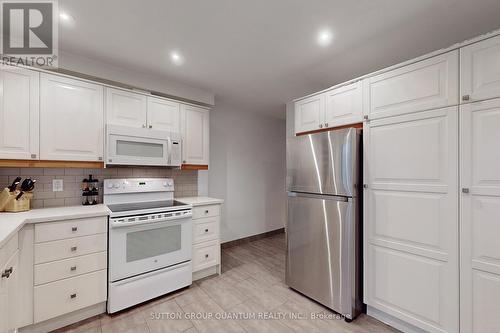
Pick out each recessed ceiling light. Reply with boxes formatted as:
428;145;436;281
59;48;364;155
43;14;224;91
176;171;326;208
317;29;333;47
169;51;184;66
59;11;75;26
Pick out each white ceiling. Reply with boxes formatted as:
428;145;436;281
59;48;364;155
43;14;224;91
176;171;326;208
58;0;500;118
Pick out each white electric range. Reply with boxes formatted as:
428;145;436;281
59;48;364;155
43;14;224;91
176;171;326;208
104;178;193;313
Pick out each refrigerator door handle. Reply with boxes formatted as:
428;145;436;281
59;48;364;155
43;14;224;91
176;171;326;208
287;191;348;202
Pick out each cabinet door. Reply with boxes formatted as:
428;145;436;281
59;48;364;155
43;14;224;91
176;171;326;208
106;88;147;128
0;251;19;333
365;50;459;120
461;35;500;103
180;105;209;165
364;107;459;333
460;99;500;333
147;97;180;132
294;94;324;134
324;81;363;128
40;74;104;161
0;66;39;160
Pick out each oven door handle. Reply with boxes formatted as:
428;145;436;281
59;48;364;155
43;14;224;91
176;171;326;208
110;212;192;228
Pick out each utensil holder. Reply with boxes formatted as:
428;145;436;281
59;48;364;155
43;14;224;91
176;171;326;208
0;188;16;212
4;192;33;212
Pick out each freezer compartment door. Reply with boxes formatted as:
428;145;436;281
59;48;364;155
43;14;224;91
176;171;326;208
286;192;358;317
287;128;360;197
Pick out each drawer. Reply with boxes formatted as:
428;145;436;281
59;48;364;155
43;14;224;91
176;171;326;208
34;269;107;323
193;217;219;244
35;216;107;243
192;240;220;272
35;252;107;286
34;233;107;264
0;233;18;269
193;204;220;219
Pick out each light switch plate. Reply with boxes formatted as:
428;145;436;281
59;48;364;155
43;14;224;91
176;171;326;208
52;179;63;192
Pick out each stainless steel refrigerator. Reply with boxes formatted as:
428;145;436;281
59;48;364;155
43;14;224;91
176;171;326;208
286;128;362;321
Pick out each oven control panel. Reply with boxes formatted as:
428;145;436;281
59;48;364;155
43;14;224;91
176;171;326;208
109;209;192;228
104;178;174;194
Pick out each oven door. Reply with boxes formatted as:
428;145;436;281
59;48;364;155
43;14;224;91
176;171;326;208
109;216;192;282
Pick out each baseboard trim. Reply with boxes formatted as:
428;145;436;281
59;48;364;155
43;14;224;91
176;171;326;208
221;227;285;249
367;306;428;333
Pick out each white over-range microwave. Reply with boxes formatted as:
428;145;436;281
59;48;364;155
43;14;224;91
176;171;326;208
106;125;182;167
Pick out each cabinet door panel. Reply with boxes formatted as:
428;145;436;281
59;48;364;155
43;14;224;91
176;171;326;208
181;105;209;165
147;97;180;132
324;81;363;127
461;35;500;103
294;95;324;134
365;51;458;119
461;99;500;333
0;66;39;160
365;107;458;333
40;74;104;161
106;88;147;128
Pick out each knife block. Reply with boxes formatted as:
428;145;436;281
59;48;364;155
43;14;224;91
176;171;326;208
3;192;33;212
0;188;15;211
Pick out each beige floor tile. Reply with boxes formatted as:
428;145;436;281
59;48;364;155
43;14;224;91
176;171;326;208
198;278;248;310
235;278;287;310
230;299;292;333
174;284;211;307
143;299;193;333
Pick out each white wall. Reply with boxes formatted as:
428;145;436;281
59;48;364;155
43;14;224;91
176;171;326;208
58;50;215;105
208;101;286;243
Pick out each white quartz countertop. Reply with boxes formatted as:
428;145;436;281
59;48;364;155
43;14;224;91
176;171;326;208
176;197;224;206
0;204;110;248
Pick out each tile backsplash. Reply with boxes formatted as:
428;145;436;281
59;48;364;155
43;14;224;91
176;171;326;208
0;167;198;209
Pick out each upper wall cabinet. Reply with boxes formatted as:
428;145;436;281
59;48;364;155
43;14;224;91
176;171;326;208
324;81;363;128
295;81;363;134
0;66;39;160
147;97;180;132
295;94;324;134
181;104;209;166
106;88;147;128
461;35;500;103
40;74;104;162
364;50;459;120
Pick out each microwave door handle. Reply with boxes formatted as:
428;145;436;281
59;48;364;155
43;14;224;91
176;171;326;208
167;137;172;165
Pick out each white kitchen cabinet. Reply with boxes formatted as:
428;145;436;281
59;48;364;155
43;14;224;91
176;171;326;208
460;98;500;333
364;50;459;120
0;66;39;160
0;251;19;333
180;104;210;165
364;106;459;333
40;74;104;161
295;81;363;134
295;94;324;133
461;34;500;103
106;87;147;128
324;81;363;128
147;97;180;132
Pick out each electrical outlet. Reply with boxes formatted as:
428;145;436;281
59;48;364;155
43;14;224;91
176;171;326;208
53;179;64;192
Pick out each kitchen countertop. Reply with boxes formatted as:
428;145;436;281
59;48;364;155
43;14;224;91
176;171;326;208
176;197;224;206
0;204;110;248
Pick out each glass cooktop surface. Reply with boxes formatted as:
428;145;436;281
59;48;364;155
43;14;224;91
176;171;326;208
107;200;188;213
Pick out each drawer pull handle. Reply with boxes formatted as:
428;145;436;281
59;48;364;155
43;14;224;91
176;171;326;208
70;266;77;271
205;210;209;214
205;254;209;258
71;246;77;251
72;227;78;232
70;293;77;299
1;267;13;278
205;229;209;233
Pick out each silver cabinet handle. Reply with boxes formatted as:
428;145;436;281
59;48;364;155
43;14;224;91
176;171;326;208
2;267;13;278
70;266;77;271
325;123;329;127
149;125;153;129
71;227;78;232
205;210;209;214
31;154;37;159
70;293;77;299
319;124;323;129
71;246;77;251
205;229;209;233
98;157;103;161
462;95;470;101
462;188;470;194
183;160;186;164
205;254;209;258
364;115;369;120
